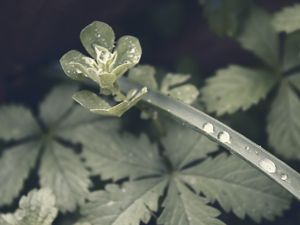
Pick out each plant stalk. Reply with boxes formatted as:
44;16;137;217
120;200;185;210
118;77;300;200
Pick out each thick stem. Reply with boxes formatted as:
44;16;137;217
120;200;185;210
118;77;300;200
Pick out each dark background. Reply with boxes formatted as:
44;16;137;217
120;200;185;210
0;0;296;104
0;0;299;224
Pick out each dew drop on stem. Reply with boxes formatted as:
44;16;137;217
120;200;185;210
218;131;231;144
203;123;214;134
280;173;288;181
259;158;277;174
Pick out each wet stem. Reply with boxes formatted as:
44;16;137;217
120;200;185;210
118;77;300;200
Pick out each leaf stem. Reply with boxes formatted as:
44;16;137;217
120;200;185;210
118;77;300;200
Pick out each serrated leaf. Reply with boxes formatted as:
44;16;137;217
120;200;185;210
169;84;199;105
161;73;199;104
80;21;115;57
39;141;91;212
201;65;275;116
158;179;225;225
162;123;218;169
0;106;40;141
283;31;300;71
267;80;300;159
288;73;300;91
56;106;120;143
80;129;165;180
272;4;300;34
39;85;78;127
16;189;58;225
181;153;291;223
160;73;191;93
0;141;41;205
0;189;58;225
238;8;279;67
128;65;158;90
203;0;250;37
81;178;167;225
114;36;141;68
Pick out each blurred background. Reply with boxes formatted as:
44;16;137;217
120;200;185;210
0;0;299;224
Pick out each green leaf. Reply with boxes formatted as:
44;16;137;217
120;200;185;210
56;106;120;143
81;178;167;225
288;73;300;91
168;84;199;105
73;90;111;112
161;73;199;104
39;84;78;127
60;50;99;82
0;85;115;212
158;179;225;225
160;73;191;93
80;130;166;180
203;0;250;37
73;88;148;117
282;31;300;71
162;123;218;169
181;153;291;223
128;65;158;90
267;80;300;159
114;36;142;68
273;4;300;34
238;8;279;67
0;141;41;205
0;189;58;225
39;141;91;212
80;21;115;58
0;106;40;141
201;65;275;116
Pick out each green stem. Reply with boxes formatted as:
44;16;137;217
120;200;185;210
118;77;300;200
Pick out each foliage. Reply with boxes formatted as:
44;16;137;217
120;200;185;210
1;2;300;225
0;189;88;225
60;21;147;117
201;4;300;159
78;123;291;225
0;85;119;212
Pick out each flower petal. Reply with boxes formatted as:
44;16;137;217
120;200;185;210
60;50;99;83
80;21;115;58
114;35;142;69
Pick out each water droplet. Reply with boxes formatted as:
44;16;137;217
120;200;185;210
167;109;171;113
147;99;152;103
255;150;259;155
244;146;250;151
217;131;231;144
187;216;192;222
121;188;126;193
203;123;214;134
97;34;101;38
280;173;288;181
107;201;115;206
129;48;136;54
259;158;276;173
